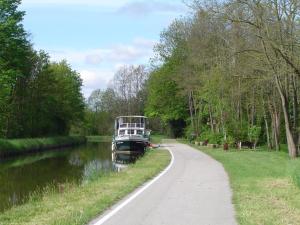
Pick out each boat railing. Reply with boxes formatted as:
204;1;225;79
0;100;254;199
119;123;145;128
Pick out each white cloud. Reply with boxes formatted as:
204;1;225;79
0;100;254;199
22;0;186;15
133;37;156;48
85;54;103;65
117;1;185;15
43;37;157;98
47;37;156;65
48;50;87;64
80;69;114;98
108;44;142;62
22;0;129;7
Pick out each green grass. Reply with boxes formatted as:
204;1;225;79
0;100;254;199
150;134;167;144
0;136;86;157
184;140;300;225
0;149;171;225
0;136;86;156
86;136;112;142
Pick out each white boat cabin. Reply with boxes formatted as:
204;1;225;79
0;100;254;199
114;116;149;137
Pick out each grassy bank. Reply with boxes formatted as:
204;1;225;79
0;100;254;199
0;136;86;158
86;136;112;142
185;141;300;225
150;134;167;144
0;149;170;225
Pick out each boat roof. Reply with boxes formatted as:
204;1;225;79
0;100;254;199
116;116;148;119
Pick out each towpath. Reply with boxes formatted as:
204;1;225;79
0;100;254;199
90;140;237;225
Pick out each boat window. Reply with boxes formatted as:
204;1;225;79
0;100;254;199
136;130;143;135
128;129;135;135
119;130;125;135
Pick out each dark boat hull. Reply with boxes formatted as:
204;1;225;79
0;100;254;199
114;140;147;154
113;140;147;163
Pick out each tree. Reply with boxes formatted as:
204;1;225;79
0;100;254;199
84;65;149;136
225;0;300;157
0;0;32;137
0;1;85;138
146;0;300;156
146;63;188;137
110;65;149;115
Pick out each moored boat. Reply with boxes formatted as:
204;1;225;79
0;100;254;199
112;116;150;163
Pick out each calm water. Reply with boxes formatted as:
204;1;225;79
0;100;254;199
0;142;113;212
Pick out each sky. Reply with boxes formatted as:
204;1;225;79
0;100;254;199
20;0;189;98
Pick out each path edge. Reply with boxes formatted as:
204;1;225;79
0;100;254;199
89;147;174;225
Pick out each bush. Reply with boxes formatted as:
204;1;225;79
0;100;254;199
222;135;235;146
248;125;261;144
199;131;223;144
184;123;196;140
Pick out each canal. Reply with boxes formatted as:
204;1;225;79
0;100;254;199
0;142;113;212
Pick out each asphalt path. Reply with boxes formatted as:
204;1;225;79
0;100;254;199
90;141;237;225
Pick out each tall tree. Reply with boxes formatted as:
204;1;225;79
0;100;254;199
0;0;32;137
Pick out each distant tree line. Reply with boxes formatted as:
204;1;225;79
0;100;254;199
84;65;149;135
145;0;300;158
0;0;84;138
9;0;298;159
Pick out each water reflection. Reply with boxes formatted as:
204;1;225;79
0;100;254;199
112;152;142;164
0;142;113;212
112;151;143;172
0;142;142;212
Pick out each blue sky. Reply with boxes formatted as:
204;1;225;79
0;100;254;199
20;0;189;98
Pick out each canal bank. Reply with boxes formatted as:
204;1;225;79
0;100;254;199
0;142;113;212
0;136;86;158
0;148;170;225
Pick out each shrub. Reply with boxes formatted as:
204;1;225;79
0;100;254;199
199;131;223;144
222;135;235;146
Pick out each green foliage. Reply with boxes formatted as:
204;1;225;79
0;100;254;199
184;122;195;139
0;1;85;139
82;65;149;136
198;131;223;144
145;63;187;123
223;135;235;146
0;0;32;137
84;89;117;136
248;125;262;143
146;0;300;156
227;119;249;142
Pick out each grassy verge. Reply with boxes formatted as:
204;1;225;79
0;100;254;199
0;136;86;158
86;136;112;142
0;149;170;225
183;140;300;225
150;134;167;144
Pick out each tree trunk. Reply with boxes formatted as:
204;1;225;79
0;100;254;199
188;91;195;135
276;77;297;158
292;75;299;140
263;104;271;149
268;96;280;151
209;105;214;133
